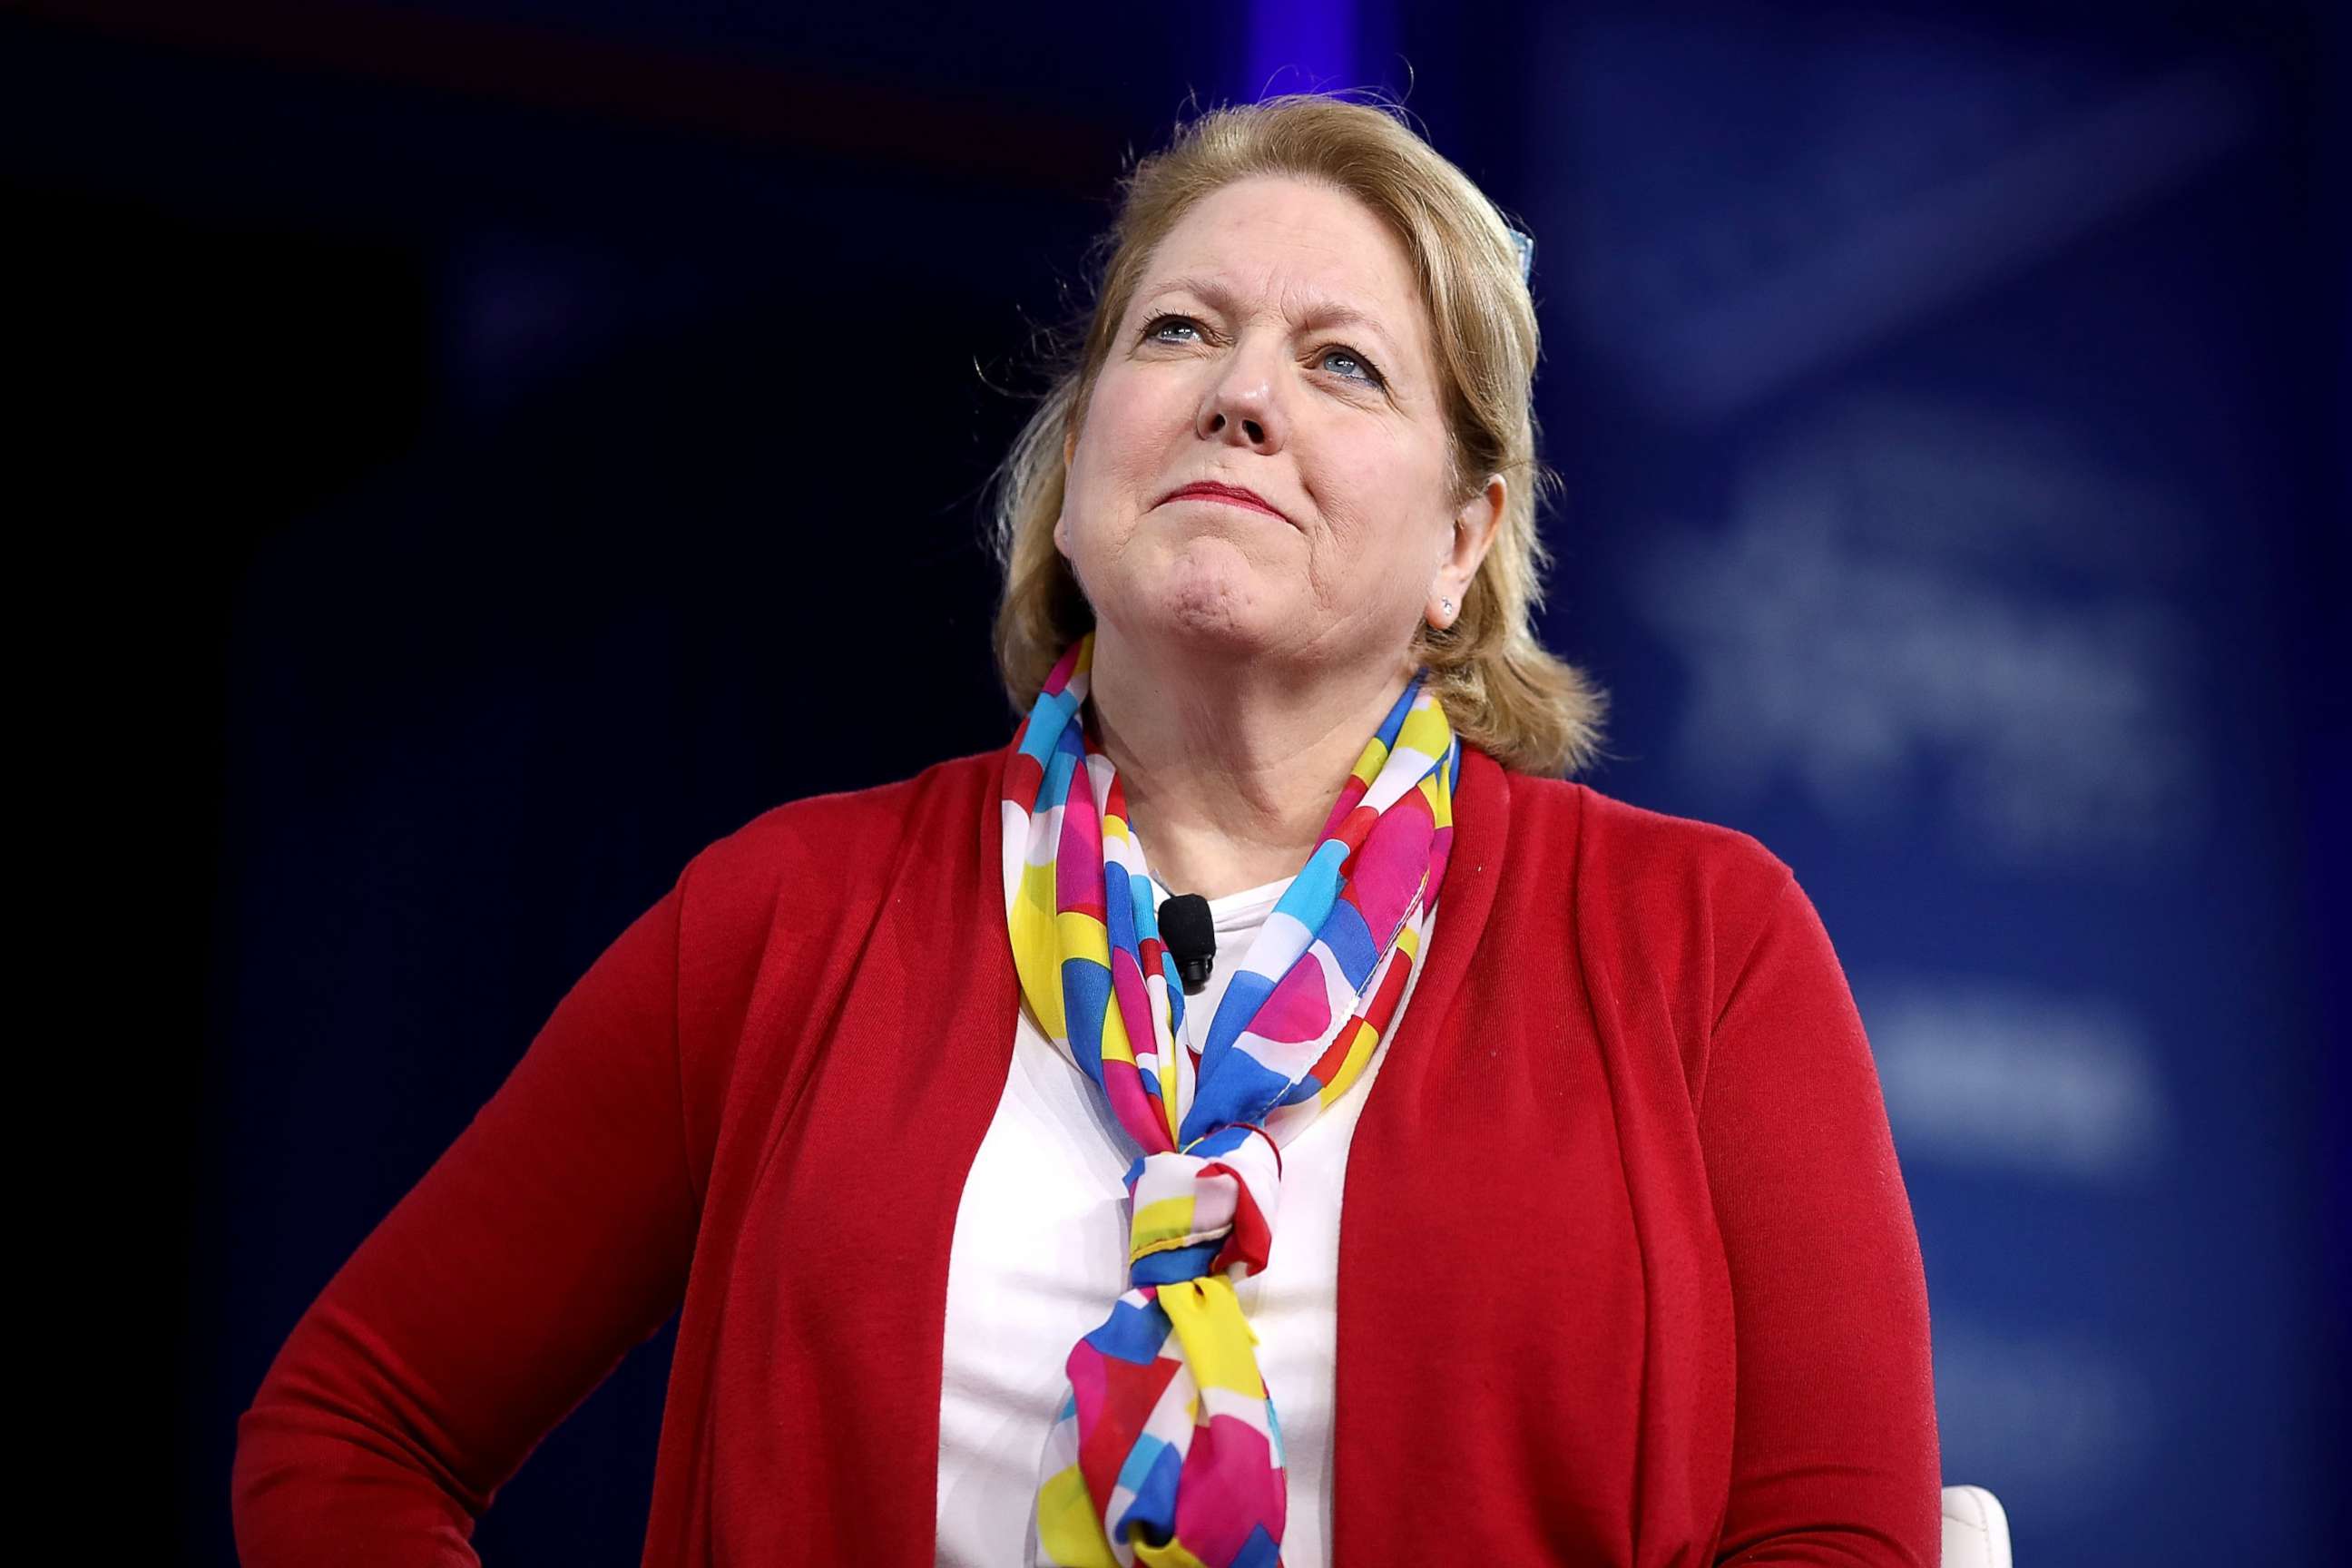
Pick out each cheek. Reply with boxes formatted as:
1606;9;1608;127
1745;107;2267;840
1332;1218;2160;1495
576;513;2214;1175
1090;365;1181;451
1306;435;1450;592
1065;378;1174;540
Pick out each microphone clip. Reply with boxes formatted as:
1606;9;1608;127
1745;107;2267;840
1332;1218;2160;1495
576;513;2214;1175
1159;892;1217;997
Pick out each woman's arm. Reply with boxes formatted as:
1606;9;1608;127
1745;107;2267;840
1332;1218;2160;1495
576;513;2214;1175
1697;875;1943;1566
231;872;700;1566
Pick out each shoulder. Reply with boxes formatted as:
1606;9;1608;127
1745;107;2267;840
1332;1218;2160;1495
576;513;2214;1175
1503;768;1794;923
650;747;1005;1101
671;746;1004;934
1494;767;1805;1043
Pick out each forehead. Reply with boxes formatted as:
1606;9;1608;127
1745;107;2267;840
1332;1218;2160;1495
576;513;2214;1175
1135;177;1430;357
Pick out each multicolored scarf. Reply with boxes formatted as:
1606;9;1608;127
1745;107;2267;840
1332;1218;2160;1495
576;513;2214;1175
1001;632;1458;1568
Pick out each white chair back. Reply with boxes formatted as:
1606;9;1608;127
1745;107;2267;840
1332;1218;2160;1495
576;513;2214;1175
1940;1485;2012;1568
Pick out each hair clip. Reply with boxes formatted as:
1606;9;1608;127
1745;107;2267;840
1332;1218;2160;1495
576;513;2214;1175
1505;226;1534;284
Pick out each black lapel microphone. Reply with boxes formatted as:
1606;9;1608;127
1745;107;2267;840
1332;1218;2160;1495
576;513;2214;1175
1160;893;1216;995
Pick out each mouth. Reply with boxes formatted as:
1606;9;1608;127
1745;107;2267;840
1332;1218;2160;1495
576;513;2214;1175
1158;482;1289;524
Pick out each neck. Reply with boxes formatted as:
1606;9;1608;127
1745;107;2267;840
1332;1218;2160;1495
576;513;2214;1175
1087;624;1416;901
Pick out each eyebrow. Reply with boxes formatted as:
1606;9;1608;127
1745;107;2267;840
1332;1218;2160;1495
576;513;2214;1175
1139;273;1405;364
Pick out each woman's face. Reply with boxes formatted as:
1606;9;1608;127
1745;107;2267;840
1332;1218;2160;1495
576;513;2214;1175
1056;174;1499;681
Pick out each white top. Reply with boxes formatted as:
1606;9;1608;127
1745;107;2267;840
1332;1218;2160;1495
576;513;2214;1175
934;875;1436;1567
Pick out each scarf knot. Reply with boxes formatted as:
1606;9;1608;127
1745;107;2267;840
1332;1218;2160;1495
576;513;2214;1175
1125;1127;1282;1289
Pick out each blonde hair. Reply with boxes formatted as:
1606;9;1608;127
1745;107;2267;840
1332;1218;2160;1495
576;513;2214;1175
989;92;1606;777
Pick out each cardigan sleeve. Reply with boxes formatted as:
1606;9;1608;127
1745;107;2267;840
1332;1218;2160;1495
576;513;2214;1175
230;869;701;1566
1696;874;1942;1567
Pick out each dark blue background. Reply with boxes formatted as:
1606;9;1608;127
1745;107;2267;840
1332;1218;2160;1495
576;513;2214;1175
18;0;2337;1561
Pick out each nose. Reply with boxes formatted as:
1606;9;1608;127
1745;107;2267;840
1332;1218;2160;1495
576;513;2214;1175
1196;343;1285;452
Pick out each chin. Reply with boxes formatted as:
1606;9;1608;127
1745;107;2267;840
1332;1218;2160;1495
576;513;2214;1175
1128;573;1284;658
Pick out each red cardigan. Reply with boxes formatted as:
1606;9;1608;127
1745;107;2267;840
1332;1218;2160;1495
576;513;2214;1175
232;744;1940;1566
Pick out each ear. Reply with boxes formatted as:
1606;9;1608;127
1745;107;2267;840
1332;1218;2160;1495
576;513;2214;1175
1428;475;1506;630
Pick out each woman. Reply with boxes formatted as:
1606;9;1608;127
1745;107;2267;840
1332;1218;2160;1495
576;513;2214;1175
234;94;1941;1566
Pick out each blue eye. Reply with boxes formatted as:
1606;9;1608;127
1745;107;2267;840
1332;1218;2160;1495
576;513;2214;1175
1142;314;1203;343
1318;344;1385;387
